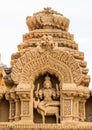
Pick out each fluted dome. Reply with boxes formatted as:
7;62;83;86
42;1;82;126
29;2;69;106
26;7;69;31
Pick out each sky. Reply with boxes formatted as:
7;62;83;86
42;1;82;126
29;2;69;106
0;0;92;88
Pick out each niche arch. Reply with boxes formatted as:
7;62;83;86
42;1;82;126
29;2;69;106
11;50;82;85
33;72;60;123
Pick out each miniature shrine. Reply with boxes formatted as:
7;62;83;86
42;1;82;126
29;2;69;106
0;7;92;130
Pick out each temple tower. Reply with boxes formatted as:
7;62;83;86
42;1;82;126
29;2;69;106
0;7;91;130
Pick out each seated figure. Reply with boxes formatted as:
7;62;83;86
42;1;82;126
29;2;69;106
34;75;60;123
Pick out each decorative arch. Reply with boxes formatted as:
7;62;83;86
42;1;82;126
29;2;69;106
11;49;82;85
20;60;72;84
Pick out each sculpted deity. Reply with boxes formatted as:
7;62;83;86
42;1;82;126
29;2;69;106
34;75;60;123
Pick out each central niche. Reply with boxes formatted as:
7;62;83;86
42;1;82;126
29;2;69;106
33;72;60;123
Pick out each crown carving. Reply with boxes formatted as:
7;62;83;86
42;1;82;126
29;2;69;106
26;7;70;31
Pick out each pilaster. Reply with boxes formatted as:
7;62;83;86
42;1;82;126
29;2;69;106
79;99;86;121
9;100;15;122
5;91;15;122
73;96;79;121
15;83;33;123
61;83;77;121
14;95;20;121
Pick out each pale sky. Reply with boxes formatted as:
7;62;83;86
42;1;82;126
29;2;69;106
0;0;92;88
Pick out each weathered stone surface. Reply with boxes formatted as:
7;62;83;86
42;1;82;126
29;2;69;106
0;7;91;130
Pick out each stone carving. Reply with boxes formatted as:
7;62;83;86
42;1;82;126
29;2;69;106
23;101;29;115
40;35;54;50
64;99;71;115
11;50;84;85
34;75;60;123
3;67;14;86
10;101;15;119
26;7;69;31
79;101;85;121
0;7;91;130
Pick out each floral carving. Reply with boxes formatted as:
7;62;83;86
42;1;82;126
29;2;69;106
40;35;54;50
23;101;29;115
64;99;71;115
11;50;83;85
79;102;84;120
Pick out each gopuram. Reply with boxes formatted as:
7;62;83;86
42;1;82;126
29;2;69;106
0;7;92;130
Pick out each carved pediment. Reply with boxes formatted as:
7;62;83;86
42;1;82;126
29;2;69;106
11;49;83;86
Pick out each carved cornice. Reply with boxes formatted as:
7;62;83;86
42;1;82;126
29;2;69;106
15;83;31;99
18;94;30;99
1;122;92;129
16;83;31;91
23;29;74;41
5;87;20;101
62;83;90;99
16;30;77;54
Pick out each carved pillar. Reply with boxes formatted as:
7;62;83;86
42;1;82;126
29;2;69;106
73;97;79;121
16;83;33;123
5;92;15;122
20;94;30;121
9;100;15;122
61;83;77;121
59;82;62;123
14;96;20;121
78;86;90;121
79;99;86;121
62;95;73;121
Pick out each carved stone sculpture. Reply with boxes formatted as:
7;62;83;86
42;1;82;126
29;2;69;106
34;75;60;123
0;7;92;130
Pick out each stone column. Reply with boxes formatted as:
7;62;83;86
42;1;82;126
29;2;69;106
79;99;86;121
16;83;33;123
20;94;30;121
59;82;62;122
62;95;73;121
73;97;79;121
5;91;15;122
9;100;15;122
61;83;77;121
14;96;20;121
